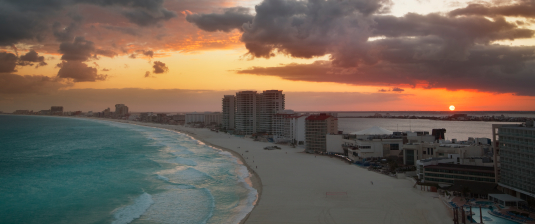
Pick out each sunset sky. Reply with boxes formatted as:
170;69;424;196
1;0;535;112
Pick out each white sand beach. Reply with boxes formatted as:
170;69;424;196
100;119;452;224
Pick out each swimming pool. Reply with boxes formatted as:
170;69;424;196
476;201;495;206
469;207;520;224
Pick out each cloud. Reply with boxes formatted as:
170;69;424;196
102;68;110;71
378;88;388;92
103;25;139;36
152;61;168;74
0;52;19;73
122;8;176;26
0;73;72;94
392;87;404;92
186;7;254;32
144;71;151;77
188;0;535;95
142;50;154;58
56;61;107;82
53;22;78;42
18;50;47;66
449;1;535;18
235;43;535;95
59;37;96;61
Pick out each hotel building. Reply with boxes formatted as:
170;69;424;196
115;104;129;117
492;122;535;201
235;91;258;135
234;90;285;135
423;163;496;184
222;95;236;130
305;113;338;153
257;90;285;133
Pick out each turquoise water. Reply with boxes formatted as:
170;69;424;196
469;207;519;224
0;115;256;224
476;201;495;206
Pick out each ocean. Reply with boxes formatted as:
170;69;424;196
0;115;256;224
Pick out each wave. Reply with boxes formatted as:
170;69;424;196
229;166;258;224
140;188;215;224
112;192;154;224
170;157;197;166
156;174;169;182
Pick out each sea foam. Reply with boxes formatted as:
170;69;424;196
112;193;154;224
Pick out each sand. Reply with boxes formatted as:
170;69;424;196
93;119;452;224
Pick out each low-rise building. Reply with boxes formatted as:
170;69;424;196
403;139;491;165
185;113;205;124
341;127;403;160
51;106;63;115
423;163;496;184
204;112;222;126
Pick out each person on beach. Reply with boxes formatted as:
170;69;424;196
371;181;373;185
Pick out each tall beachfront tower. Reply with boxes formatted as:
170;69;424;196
492;123;535;202
235;91;258;135
305;113;338;153
257;90;285;134
115;104;129;117
222;95;236;130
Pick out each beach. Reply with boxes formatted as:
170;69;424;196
95;118;452;224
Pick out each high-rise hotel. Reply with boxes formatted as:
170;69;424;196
225;90;285;135
222;95;236;130
492;122;535;202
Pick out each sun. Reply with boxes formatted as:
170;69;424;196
449;105;456;111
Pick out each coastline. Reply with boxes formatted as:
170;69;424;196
86;117;262;224
5;114;454;224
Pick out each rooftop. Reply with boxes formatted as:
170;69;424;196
350;126;393;135
306;113;335;121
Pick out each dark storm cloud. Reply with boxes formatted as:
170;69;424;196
53;22;78;42
0;3;48;46
0;52;18;73
0;73;72;94
449;1;535;18
192;0;535;95
0;0;176;46
152;61;168;74
186;7;254;32
56;61;107;82
59;37;95;61
122;8;176;26
58;37;117;61
237;44;535;95
18;50;48;66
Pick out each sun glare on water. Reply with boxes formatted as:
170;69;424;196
449;105;455;111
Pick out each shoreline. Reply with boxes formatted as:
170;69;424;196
86;117;262;224
4;114;454;224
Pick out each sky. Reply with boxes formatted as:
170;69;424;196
1;0;535;112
